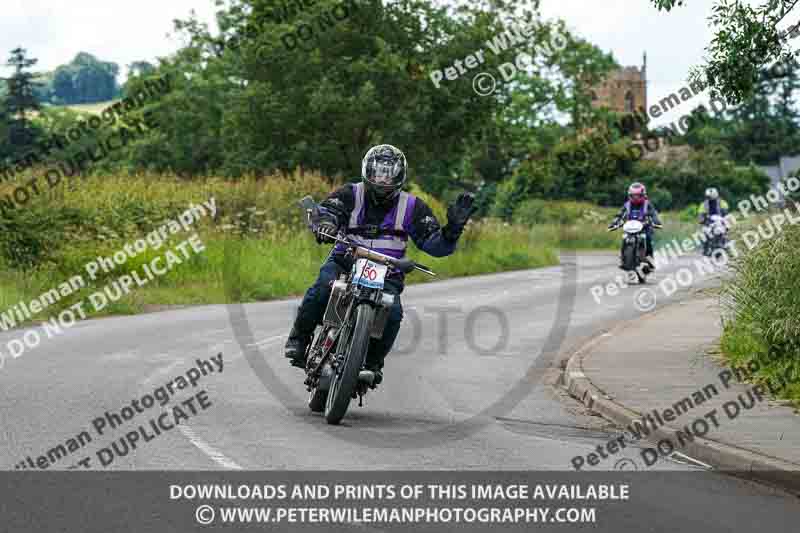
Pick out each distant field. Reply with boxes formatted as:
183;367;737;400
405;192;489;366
63;100;117;114
38;100;117;115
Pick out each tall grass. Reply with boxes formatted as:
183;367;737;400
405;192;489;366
720;214;800;402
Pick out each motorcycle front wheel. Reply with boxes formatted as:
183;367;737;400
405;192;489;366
325;304;373;425
622;242;637;271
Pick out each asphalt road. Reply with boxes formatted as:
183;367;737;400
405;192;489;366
1;250;798;530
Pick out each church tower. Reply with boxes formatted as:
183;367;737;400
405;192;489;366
590;52;648;115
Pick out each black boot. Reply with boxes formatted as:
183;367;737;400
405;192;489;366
362;354;385;388
284;327;312;368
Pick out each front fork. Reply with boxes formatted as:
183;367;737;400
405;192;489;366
305;286;392;397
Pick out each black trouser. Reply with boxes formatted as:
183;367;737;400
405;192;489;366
290;258;404;368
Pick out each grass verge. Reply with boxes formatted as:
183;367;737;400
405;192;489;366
720;211;800;404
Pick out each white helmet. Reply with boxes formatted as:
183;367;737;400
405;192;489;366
705;187;719;200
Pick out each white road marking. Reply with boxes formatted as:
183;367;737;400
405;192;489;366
670;451;712;470
139;331;284;469
246;335;285;347
140;359;184;387
179;425;243;470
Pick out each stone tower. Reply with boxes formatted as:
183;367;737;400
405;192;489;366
590;52;647;114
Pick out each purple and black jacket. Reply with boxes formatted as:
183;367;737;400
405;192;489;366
319;182;457;285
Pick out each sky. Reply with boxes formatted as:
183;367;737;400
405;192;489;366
0;0;763;127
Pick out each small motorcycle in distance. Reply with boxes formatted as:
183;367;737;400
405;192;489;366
608;219;662;283
703;214;728;257
298;196;436;425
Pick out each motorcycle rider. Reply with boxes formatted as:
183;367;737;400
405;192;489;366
698;187;729;222
284;144;477;385
698;187;729;254
608;182;662;269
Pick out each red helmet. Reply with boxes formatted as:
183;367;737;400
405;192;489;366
628;182;646;206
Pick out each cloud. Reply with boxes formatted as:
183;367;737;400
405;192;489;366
0;0;217;78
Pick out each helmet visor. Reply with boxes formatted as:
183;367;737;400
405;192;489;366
369;160;403;186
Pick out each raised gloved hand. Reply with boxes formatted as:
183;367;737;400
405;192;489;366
315;219;339;244
443;192;477;241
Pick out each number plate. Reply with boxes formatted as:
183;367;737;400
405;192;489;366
352;259;388;289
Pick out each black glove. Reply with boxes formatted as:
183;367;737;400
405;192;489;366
443;192;477;242
315;219;338;244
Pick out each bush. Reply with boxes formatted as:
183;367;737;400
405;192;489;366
512;200;611;226
647;187;673;210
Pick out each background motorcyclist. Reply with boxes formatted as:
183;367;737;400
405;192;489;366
608;182;662;268
698;187;730;254
284;144;476;385
698;187;729;223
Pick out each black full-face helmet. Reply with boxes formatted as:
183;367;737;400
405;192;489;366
361;144;407;204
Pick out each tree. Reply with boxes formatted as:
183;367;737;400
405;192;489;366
773;57;800;151
680;61;800;164
1;47;43;157
128;61;156;77
651;0;800;104
114;0;606;185
51;52;120;104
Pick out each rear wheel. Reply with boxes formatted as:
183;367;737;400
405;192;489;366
325;304;373;425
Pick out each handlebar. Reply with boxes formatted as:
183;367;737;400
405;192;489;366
316;229;436;276
300;196;436;277
608;222;662;231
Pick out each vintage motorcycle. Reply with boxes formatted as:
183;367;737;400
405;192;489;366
702;214;728;257
608;219;662;283
298;196;436;425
